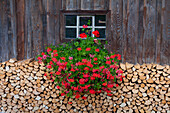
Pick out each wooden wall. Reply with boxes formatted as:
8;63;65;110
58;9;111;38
0;0;169;65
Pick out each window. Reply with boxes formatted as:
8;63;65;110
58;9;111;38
65;15;106;39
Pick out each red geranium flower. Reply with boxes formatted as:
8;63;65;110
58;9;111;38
77;47;82;51
41;52;45;55
107;84;114;88
90;76;95;80
116;84;119;87
100;66;104;69
56;71;61;75
84;67;89;71
79;78;85;84
92;30;100;37
44;73;47;76
79;33;87;38
93;57;98;61
47;48;52;52
117;54;121;60
53;50;57;53
75;94;80;99
86;48;91;51
37;57;42;61
102;82;107;86
60;57;66;61
68;101;72;104
89;89;95;94
107;93;113;96
82;96;87;100
52;58;57;62
95;48;99;52
56;86;60;89
61;93;65;96
68;79;74;82
47;65;52;69
83;25;88;28
106;61;111;64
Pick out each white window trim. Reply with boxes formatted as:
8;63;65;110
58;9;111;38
65;15;106;39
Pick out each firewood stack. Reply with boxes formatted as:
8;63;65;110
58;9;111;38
0;58;169;113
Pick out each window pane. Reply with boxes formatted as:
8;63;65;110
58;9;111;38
95;15;106;26
66;15;77;26
79;28;92;36
95;28;106;38
65;28;76;38
80;17;92;26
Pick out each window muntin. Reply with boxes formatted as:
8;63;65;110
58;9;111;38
65;15;106;39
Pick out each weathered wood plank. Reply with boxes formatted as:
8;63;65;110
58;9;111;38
156;0;162;64
16;0;25;60
161;0;170;64
0;0;9;62
137;0;144;64
110;0;123;60
9;0;17;59
66;0;77;10
31;0;44;58
47;0;55;46
25;0;32;59
54;0;62;45
81;0;94;10
143;0;157;63
94;0;107;10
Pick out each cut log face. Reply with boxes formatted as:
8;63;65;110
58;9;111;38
0;59;169;112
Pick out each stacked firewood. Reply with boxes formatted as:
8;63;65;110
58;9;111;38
0;58;169;113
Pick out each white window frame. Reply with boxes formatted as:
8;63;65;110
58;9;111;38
65;15;106;39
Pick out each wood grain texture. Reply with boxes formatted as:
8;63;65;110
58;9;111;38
137;0;144;64
66;0;77;10
161;0;170;64
0;0;169;65
31;0;44;57
110;0;123;60
81;0;94;10
16;0;25;60
47;0;55;46
143;0;156;63
9;0;17;59
0;0;9;62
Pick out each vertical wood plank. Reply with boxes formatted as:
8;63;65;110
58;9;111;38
81;0;94;10
110;0;123;62
66;0;77;10
47;0;55;46
25;0;32;58
16;0;25;60
143;0;157;63
54;0;62;45
161;0;170;64
155;0;162;64
9;0;17;59
123;0;139;64
137;0;144;64
0;0;9;62
31;0;44;58
94;0;106;10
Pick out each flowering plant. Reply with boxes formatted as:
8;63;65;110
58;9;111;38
37;24;124;99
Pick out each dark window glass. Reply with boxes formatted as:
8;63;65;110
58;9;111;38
66;15;77;26
65;28;76;38
95;28;106;38
80;17;92;26
79;28;92;36
95;15;106;26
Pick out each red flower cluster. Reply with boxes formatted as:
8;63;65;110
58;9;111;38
79;33;87;38
92;30;100;37
37;25;123;99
